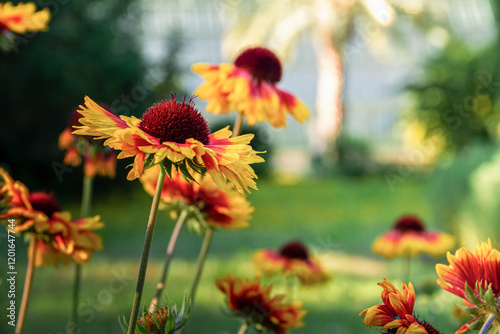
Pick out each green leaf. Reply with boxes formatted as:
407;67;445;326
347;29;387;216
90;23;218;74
161;159;173;179
118;315;129;334
136;322;150;334
467;317;485;330
164;307;175;334
484;285;497;308
458;305;482;316
144;154;156;170
465;283;484;307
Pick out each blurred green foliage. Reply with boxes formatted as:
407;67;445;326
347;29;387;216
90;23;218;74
405;41;500;156
333;133;374;177
210;119;274;178
0;0;182;197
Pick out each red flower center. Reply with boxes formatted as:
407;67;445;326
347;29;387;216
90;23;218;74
394;215;425;232
279;241;309;260
139;96;210;145
234;47;282;84
29;192;62;217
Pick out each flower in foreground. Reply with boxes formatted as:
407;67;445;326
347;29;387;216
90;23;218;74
120;297;190;334
0;168;103;267
192;46;309;128
436;239;500;333
73;95;264;193
0;2;50;34
359;278;441;333
216;274;307;334
59;107;116;178
253;240;331;286
139;165;252;230
372;215;455;259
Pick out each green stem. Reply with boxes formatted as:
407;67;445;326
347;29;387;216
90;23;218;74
70;176;94;334
188;227;214;305
404;256;412;283
127;167;167;334
16;234;37;334
286;277;296;302
480;314;496;334
237;323;248;334
148;209;188;312
232;112;244;137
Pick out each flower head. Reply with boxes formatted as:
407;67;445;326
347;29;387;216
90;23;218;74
436;240;500;333
0;2;50;34
140;165;252;230
73;96;264;193
216;274;307;334
0;168;103;267
372;215;455;259
253;241;331;286
59;107;117;179
192;46;309;128
360;278;441;334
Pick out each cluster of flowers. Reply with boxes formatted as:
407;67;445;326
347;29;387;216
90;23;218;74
0;168;103;267
5;3;488;334
362;230;500;334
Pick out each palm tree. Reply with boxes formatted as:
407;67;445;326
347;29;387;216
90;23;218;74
222;0;441;158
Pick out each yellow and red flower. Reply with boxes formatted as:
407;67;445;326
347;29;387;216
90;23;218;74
192;46;309;128
0;2;50;34
216;274;307;334
372;215;455;259
59;107;117;179
140;165;252;230
436;240;500;333
73;95;264;193
0;168;103;267
360;278;441;333
253;241;331;286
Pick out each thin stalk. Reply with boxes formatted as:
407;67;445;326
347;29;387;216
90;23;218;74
127;167;167;334
149;209;188;312
286;277;296;302
70;176;94;334
237;323;249;334
16;234;37;334
404;256;412;283
232;112;244;137
188;227;214;305
479;314;496;334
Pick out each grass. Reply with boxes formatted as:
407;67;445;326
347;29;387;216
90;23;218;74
1;175;463;333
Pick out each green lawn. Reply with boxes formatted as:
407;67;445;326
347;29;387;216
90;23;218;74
2;175;463;333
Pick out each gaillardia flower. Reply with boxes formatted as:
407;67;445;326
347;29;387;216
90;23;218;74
436;240;500;333
0;168;103;267
192;46;309;128
0;2;50;34
59;108;116;178
216;274;307;334
360;278;441;333
372;215;455;259
73;95;264;193
139;165;252;230
253;241;331;286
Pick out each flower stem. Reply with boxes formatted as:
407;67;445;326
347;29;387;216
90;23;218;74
16;234;37;334
188;227;214;305
404;256;412;283
237;323;249;334
127;167;167;334
70;176;94;334
148;209;188;312
233;112;244;137
480;314;496;334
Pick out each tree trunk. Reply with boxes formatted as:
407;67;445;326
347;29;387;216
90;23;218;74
311;0;346;158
